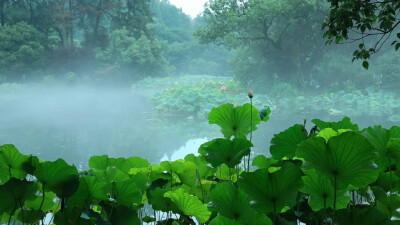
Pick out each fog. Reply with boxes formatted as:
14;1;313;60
0;87;188;167
1;85;397;169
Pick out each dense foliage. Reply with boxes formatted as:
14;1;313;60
1;102;400;225
323;0;400;68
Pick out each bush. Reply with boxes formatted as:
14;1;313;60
96;28;170;79
0;22;45;80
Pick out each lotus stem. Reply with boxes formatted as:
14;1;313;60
248;97;253;172
333;175;337;216
39;184;45;211
388;156;393;218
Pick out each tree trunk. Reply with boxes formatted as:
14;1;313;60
69;0;74;49
0;0;5;26
25;0;35;26
93;0;102;46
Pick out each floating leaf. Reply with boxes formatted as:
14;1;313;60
208;103;261;139
199;138;252;168
297;132;378;188
239;162;303;214
164;188;211;223
270;124;307;160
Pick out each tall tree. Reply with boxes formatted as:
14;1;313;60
195;0;329;87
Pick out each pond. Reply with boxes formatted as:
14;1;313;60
0;86;398;168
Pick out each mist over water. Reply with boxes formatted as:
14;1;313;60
1;85;397;169
0;86;188;167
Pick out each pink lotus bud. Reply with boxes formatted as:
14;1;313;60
248;89;254;98
220;86;227;91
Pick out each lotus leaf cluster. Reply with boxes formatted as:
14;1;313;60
0;103;400;225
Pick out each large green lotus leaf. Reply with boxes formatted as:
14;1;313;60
130;172;150;193
0;162;9;183
34;159;78;188
52;174;80;198
372;186;400;218
239;162;303;214
216;164;238;182
335;207;400;225
184;154;215;179
0;144;30;179
388;138;400;159
374;171;400;192
101;204;140;225
210;216;242;225
127;157;150;175
316;128;351;142
390;126;400;138
25;191;56;212
16;209;44;224
53;207;95;225
98;166;130;183
311;117;359;132
300;169;350;211
83;176;108;201
208;103;261;139
297;132;379;188
89;155;130;172
209;182;254;222
164;188;211;223
112;180;142;206
160;160;185;174
175;161;197;187
270;124;307;160
147;187;179;212
362;126;392;169
317;128;338;142
252;155;278;169
127;156;150;168
181;180;214;204
66;177;89;209
0;178;38;215
199;138;252;168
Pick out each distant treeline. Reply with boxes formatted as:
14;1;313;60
0;0;399;91
0;0;229;84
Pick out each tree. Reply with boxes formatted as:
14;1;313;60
96;28;169;79
195;0;329;87
0;22;45;80
323;0;400;69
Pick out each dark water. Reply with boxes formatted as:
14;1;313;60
0;87;397;169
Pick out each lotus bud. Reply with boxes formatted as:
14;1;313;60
248;89;254;99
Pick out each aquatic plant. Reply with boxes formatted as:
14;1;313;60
0;103;399;225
